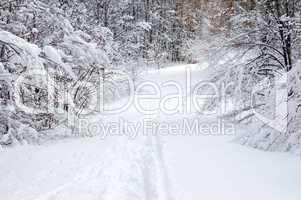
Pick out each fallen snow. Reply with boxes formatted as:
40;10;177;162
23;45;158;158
1;64;301;200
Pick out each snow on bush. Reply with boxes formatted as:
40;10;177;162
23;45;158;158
0;23;125;145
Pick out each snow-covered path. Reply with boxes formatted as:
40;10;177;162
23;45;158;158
2;65;301;200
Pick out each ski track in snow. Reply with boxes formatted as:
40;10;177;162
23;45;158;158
2;64;301;200
32;136;168;200
27;136;175;200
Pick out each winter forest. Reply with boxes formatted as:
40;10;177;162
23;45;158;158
1;0;301;200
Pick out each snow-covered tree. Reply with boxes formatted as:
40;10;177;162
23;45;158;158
205;0;301;153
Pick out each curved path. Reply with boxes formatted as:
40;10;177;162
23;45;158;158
1;65;301;200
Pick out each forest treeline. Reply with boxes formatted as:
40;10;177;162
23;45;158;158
0;0;256;64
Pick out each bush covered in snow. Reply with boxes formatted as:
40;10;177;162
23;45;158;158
204;0;301;154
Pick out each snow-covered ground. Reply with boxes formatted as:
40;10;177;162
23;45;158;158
1;64;301;200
